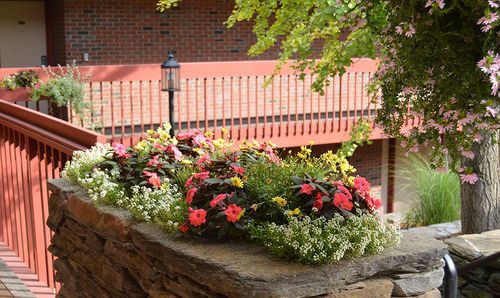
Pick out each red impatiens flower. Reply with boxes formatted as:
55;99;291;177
178;223;189;233
365;194;382;210
112;143;131;158
188;208;207;227
184;176;193;188
224;204;243;222
354;177;371;197
313;192;324;211
333;193;354;211
176;131;195;140
231;165;245;175
196;154;210;165
194;171;210;180
143;171;161;188
299;183;314;195
186;187;198;204
337;185;352;199
147;155;160;167
210;193;228;208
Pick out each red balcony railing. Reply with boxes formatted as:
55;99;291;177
0;59;389;148
0;99;106;294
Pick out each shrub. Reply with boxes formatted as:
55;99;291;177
250;213;400;264
400;154;461;227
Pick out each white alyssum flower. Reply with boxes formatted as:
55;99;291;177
250;214;400;264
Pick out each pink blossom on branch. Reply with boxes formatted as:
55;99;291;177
460;173;479;185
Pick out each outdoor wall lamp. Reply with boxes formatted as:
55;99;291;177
161;51;181;136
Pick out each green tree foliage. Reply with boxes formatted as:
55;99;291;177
158;0;498;178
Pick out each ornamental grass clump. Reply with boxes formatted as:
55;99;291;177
62;124;400;263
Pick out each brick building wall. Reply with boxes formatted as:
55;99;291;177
46;0;286;65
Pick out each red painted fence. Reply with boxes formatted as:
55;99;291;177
0;99;106;294
0;58;387;148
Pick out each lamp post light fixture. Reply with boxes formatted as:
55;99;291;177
161;51;181;136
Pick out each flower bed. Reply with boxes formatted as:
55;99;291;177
62;124;400;264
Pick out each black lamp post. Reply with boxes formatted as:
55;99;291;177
161;51;181;136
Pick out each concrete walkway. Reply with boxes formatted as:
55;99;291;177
0;259;34;298
0;242;54;298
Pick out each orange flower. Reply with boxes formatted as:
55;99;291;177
188;208;207;227
224;204;243;222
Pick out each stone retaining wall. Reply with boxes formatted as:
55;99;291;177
445;230;500;298
47;179;448;298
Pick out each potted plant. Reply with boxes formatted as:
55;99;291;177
31;63;87;121
0;70;39;101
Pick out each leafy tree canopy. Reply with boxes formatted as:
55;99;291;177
158;0;499;183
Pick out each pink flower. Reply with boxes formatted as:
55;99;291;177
176;131;195;140
460;173;479;185
194;171;210;180
224;204;243;222
186;187;198;204
395;25;403;35
299;183;314;195
188;208;207;227
405;24;416;37
425;0;445;10
231;165;245;175
461;151;475;159
333;193;353;211
153;142;167;150
365;194;382;209
143;171;161;188
112;143;130;158
184;176;193;188
167;144;182;161
196;154;210;165
478;12;498;32
210;193;228;208
354;177;371;197
147;155;160;167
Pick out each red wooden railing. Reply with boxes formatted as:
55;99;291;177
0;99;106;294
0;58;387;148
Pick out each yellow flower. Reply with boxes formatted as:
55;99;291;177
308;140;315;146
250;204;258;211
230;176;244;188
204;131;214;137
272;196;287;207
221;127;229;136
135;140;148;151
237;208;246;220
288;208;302;217
181;159;193;165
